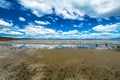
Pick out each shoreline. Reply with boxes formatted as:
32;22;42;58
0;40;120;50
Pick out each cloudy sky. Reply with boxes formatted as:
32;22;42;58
0;0;120;39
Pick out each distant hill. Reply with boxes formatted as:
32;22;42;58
0;36;15;41
0;37;33;41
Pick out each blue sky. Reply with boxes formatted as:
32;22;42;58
0;0;120;39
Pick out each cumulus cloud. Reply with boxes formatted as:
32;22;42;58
0;0;12;9
9;31;23;35
19;23;58;38
35;20;50;25
19;0;120;19
2;31;23;35
81;33;120;39
19;0;53;17
0;19;13;27
15;23;120;39
18;23;82;38
0;19;119;39
0;19;23;36
62;30;80;35
93;22;120;32
19;17;26;21
0;27;23;35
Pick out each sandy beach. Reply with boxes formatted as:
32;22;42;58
0;44;120;80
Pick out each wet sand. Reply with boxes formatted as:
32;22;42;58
0;45;120;80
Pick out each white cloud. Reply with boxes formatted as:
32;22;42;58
0;20;119;39
0;19;13;27
93;22;120;32
0;28;10;33
0;19;23;36
7;31;23;35
81;33;120;39
19;0;120;19
35;20;50;25
0;28;23;35
0;0;12;9
19;24;81;38
62;30;80;35
17;23;120;39
81;30;90;34
20;24;58;37
19;17;26;21
19;0;53;17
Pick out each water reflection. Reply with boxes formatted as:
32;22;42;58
0;40;119;49
0;43;117;49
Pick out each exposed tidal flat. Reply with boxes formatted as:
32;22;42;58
0;40;120;80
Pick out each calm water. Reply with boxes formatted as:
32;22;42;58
0;40;120;49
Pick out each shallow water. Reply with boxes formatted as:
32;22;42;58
0;40;120;49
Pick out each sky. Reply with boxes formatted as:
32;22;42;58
0;0;120;39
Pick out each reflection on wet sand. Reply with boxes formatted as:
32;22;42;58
0;40;120;49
